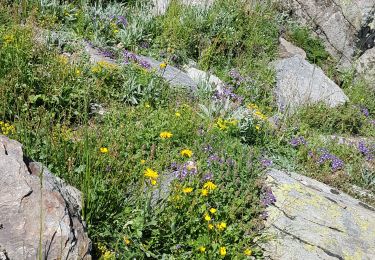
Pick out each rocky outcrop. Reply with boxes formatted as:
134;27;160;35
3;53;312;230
0;135;91;259
262;169;375;259
279;37;307;59
276;0;375;67
356;47;375;90
274;55;348;112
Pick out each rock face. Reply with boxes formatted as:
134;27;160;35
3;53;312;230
279;37;307;59
356;47;375;90
263;169;375;260
152;0;214;15
0;135;91;259
274;55;349;112
277;0;375;67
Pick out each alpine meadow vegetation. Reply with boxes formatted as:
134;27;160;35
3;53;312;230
0;0;374;259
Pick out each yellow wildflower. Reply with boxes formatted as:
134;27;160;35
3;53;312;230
0;121;15;136
201;189;208;196
208;224;214;230
244;248;252;256
151;179;157;186
160;131;173;139
159;62;167;69
180;149;193;158
103;250;115;260
217;222;227;231
182;187;193;194
140;159;146;164
199;246;206;253
175;112;181;117
145;103;151;108
100;147;109;153
58;54;69;65
203;181;217;191
75;69;81;76
216;118;228;131
3;34;14;44
123;237;131;245
219;247;226;256
255;124;261;131
204;213;211;222
209;208;217;214
247;103;259;110
144;168;159;179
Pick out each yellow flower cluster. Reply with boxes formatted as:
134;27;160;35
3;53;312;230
3;34;14;45
160;131;173;139
247;103;268;121
159;62;167;69
180;149;193;158
91;61;118;74
216;118;238;131
100;147;109;153
110;22;119;34
97;243;115;260
57;54;69;65
0;121;15;136
144;168;159;185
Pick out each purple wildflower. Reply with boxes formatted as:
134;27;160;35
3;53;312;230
139;59;151;70
317;151;344;171
117;15;128;27
261;187;276;207
229;69;245;86
99;49;115;59
360;107;370;117
358;141;373;160
170;162;197;180
203;144;213;153
202;173;213;181
290;136;307;147
260;158;273;168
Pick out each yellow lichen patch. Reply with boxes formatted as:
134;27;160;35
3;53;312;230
343;248;363;260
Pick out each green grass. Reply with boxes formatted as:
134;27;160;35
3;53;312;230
1;0;374;259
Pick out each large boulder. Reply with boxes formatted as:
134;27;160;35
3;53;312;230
274;55;349;112
0;135;91;259
276;0;375;67
262;169;375;259
356;47;375;90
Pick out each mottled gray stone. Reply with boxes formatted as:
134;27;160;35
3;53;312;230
279;37;307;59
185;67;224;92
356;47;375;90
276;0;375;67
262;169;375;260
274;55;349;112
0;135;91;260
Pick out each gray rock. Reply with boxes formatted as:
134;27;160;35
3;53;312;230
185;67;225;92
262;169;375;260
85;43;197;90
274;55;349;112
276;0;375;67
152;0;214;15
279;37;307;59
0;135;91;260
356;47;375;90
